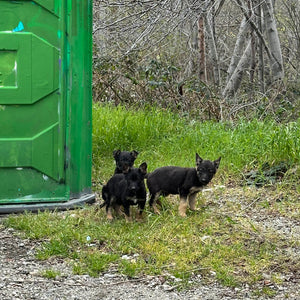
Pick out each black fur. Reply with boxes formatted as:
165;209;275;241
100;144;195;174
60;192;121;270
101;162;147;221
113;150;139;174
146;153;221;216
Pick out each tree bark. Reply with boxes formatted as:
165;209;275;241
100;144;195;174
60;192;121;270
235;0;282;81
223;39;252;98
248;0;256;90
262;0;284;81
226;16;250;82
257;1;265;93
204;11;220;87
198;16;206;81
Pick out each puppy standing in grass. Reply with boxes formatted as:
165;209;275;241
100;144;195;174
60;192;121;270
146;154;221;217
101;162;147;222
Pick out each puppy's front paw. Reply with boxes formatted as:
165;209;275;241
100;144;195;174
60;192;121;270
152;204;161;215
107;215;114;221
125;215;132;223
189;207;200;212
107;209;114;221
179;212;187;217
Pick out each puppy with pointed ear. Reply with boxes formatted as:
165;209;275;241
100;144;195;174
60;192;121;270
101;162;147;222
147;153;221;217
113;150;139;174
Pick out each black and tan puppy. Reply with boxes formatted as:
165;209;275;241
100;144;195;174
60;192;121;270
101;162;147;222
146;154;221;217
113;150;139;174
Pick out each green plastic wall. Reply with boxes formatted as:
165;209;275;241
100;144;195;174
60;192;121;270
0;1;93;204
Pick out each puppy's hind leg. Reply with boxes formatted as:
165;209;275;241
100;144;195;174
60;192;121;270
106;196;115;221
149;192;161;215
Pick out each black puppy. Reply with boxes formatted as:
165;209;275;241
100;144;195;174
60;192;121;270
146;154;221;217
113;150;139;174
101;162;147;222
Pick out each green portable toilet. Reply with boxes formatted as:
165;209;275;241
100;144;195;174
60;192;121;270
0;1;95;212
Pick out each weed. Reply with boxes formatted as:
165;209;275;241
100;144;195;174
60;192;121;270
78;252;119;277
253;286;277;297
41;269;61;279
36;239;71;260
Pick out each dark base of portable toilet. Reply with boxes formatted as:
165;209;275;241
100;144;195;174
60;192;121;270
0;1;95;213
0;195;95;214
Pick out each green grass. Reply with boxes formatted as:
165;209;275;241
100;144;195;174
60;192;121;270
92;103;300;184
41;269;61;280
3;186;299;291
2;103;299;296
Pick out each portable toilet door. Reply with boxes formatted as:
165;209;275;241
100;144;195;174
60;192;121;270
0;1;95;212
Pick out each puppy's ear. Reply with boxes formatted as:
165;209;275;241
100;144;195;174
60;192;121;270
196;153;203;166
139;162;147;175
131;150;139;159
122;164;130;174
113;150;121;159
214;157;221;169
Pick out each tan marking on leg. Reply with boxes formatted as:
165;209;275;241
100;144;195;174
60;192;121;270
188;193;198;211
178;196;188;217
114;204;123;216
136;211;143;222
152;193;161;215
107;207;113;220
152;203;161;215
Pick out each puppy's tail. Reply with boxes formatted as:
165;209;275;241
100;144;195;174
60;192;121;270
100;185;109;208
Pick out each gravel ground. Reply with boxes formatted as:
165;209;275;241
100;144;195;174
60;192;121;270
0;213;299;300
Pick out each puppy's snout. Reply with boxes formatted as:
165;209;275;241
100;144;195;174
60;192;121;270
198;173;210;184
201;174;208;180
128;185;137;197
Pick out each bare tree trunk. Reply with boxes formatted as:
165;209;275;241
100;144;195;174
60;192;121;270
262;0;284;81
204;11;220;87
223;39;252;98
186;18;199;78
198;16;207;81
257;1;265;93
235;0;283;82
248;0;256;91
226;16;249;82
